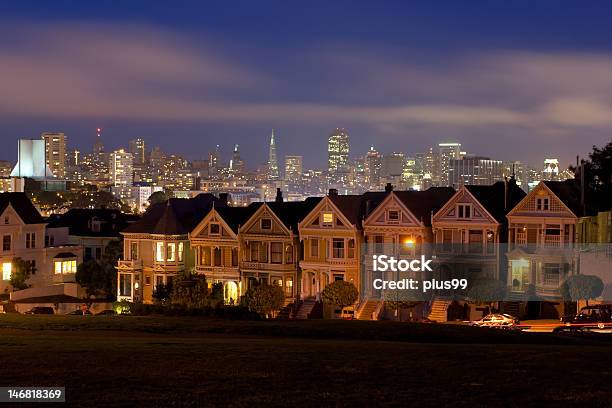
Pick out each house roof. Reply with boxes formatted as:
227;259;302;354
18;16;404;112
53;252;77;259
466;181;526;223
0;193;45;224
214;203;263;233
394;187;456;226
122;194;224;235
329;191;388;227
47;208;139;237
542;179;595;217
265;197;324;231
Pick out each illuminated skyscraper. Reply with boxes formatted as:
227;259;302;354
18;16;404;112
327;128;350;182
284;155;303;183
438;142;461;187
230;144;245;176
109;149;134;187
268;129;279;180
365;146;381;187
41;132;67;178
129;138;146;165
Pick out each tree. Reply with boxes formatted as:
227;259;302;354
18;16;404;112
170;272;210;309
153;283;172;304
467;279;507;313
76;240;123;299
561;275;604;306
148;191;173;206
9;258;31;291
321;281;359;313
571;140;612;211
382;288;426;320
244;284;285;318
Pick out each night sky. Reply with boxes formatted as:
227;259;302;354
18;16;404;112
1;1;612;169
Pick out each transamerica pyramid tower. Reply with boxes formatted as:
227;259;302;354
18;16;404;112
267;129;279;180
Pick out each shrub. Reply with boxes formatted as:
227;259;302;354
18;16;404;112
244;284;285;318
321;281;359;310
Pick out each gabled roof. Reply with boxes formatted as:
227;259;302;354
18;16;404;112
393;187;456;226
329;192;388;228
122;194;223;235
542;179;594;217
265;197;324;231
215;203;264;233
47;208;139;237
0;193;45;224
465;181;526;223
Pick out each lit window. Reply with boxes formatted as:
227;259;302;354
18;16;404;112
54;261;62;274
178;242;184;262
156;242;165;262
322;212;333;226
2;262;11;280
167;243;176;262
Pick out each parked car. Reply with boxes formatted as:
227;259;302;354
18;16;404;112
24;307;54;315
558;305;612;330
472;313;519;328
66;309;92;315
96;309;117;316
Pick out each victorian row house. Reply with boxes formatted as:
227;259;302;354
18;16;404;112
116;179;607;319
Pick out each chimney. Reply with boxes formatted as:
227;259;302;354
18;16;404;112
328;188;338;196
218;193;229;206
275;188;283;203
385;183;394;193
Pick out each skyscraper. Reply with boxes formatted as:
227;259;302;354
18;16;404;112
93;128;104;155
109;149;134;187
284;155;303;183
129;138;146;165
438;142;461;187
41;132;67;178
365;145;381;187
230;144;245;176
268;129;279;180
327;128;350;182
449;156;504;186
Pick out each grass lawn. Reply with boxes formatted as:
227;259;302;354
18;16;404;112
0;315;610;407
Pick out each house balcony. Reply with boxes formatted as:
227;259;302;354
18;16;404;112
118;259;143;270
239;261;296;272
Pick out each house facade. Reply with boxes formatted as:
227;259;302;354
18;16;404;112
0;193;82;294
116;194;223;303
190;204;261;303
506;180;585;317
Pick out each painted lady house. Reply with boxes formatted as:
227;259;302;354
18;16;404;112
190;203;261;304
298;188;387;319
361;186;455;320
506;179;594;318
238;190;321;304
431;180;525;321
116;194;224;303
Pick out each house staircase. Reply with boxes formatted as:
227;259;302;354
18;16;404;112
294;299;317;320
427;298;452;322
357;300;381;320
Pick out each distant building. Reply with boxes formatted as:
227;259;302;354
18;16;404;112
41;132;67;178
365;146;381;187
449;156;504;186
284;155;303;186
438;142;461;187
10;139;53;179
230;144;245;176
109;149;134;187
268;130;280;180
328;128;350;184
129;138;146;165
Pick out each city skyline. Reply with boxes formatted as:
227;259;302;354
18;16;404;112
2;2;612;168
